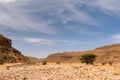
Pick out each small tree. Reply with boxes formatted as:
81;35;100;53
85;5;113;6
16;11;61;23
80;53;97;65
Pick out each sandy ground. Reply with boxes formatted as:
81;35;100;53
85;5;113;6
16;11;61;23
0;63;120;80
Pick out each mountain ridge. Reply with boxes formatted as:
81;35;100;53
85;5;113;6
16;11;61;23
45;44;120;63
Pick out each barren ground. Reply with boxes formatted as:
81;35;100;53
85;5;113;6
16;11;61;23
0;63;120;80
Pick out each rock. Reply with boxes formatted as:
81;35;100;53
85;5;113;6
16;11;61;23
0;34;30;64
0;63;120;80
0;34;12;48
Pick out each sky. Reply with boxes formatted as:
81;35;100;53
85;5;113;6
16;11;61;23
0;0;120;58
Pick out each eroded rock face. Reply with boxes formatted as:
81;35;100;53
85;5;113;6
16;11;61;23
0;34;30;64
0;34;12;48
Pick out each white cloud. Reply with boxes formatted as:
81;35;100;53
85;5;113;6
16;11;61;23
111;34;120;43
99;0;120;14
24;37;54;45
67;26;102;35
0;0;57;34
0;0;19;3
1;0;119;36
86;0;120;15
0;0;99;35
112;34;120;39
23;36;95;46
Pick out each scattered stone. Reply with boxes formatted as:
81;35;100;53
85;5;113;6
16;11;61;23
0;63;120;80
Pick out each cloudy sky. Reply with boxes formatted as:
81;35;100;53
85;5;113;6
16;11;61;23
0;0;120;58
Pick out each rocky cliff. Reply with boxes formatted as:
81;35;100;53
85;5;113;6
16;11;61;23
0;34;12;48
0;34;30;64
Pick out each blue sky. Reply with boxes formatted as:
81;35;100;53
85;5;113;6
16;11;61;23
0;0;120;58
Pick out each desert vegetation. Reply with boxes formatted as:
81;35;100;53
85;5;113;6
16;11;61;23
80;53;97;64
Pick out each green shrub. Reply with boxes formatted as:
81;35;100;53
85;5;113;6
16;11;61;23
80;53;97;65
42;61;47;65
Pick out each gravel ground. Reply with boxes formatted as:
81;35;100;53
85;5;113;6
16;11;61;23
0;63;120;80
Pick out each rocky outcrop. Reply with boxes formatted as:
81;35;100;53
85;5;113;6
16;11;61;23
45;44;120;63
0;34;30;64
0;34;12;48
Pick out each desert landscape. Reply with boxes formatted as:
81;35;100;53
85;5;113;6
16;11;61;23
0;34;120;80
1;0;120;80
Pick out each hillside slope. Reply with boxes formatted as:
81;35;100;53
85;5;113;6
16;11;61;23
45;44;120;63
0;34;30;64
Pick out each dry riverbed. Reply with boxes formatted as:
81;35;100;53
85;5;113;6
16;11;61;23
0;63;120;80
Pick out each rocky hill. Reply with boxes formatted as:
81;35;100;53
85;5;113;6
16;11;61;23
45;44;120;63
0;34;30;64
0;34;12;48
